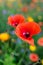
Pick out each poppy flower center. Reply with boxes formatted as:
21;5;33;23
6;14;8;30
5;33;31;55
13;23;18;26
23;32;30;38
15;23;18;26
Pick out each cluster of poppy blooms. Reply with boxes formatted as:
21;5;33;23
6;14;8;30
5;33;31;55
8;14;41;62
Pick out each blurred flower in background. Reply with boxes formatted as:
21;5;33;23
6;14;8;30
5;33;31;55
0;0;3;6
29;45;36;51
27;17;34;22
0;32;10;42
41;59;43;65
29;53;39;62
21;6;28;13
32;0;38;3
2;10;8;15
37;37;43;46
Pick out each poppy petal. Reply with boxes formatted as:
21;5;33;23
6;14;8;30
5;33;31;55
20;37;34;46
26;38;34;46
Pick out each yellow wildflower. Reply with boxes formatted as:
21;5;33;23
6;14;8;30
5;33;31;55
41;59;43;65
0;34;0;39
0;32;10;41
27;17;34;22
29;45;36;51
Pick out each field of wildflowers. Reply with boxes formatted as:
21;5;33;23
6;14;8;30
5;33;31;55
0;0;43;65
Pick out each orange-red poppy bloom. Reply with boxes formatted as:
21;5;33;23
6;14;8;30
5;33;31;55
15;22;41;45
37;37;43;46
29;53;39;62
38;22;43;26
32;0;38;3
21;6;28;12
8;14;25;27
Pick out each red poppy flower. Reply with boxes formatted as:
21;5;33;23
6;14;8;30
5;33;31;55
21;6;28;12
32;0;38;3
29;53;39;62
8;14;25;27
15;22;41;45
38;22;43;26
30;3;36;9
37;37;43;46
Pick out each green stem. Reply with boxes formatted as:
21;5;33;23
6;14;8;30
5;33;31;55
17;43;27;65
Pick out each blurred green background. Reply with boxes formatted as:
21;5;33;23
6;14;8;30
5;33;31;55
0;0;43;65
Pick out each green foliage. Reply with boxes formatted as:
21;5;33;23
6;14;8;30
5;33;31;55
0;0;43;65
22;0;32;4
4;54;14;65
